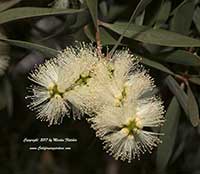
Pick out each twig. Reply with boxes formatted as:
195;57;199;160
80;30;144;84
175;74;189;87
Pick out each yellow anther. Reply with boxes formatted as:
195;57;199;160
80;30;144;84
127;134;134;140
135;117;143;129
54;94;62;99
47;83;64;98
48;82;55;91
121;128;129;136
114;99;121;107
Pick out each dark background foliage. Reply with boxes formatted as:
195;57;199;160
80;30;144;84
0;0;200;173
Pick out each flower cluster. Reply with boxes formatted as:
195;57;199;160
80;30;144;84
27;44;98;125
27;43;164;162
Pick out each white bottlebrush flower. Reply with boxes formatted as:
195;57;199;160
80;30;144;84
89;50;164;162
57;44;99;113
27;59;69;125
27;44;99;125
90;97;164;162
90;50;153;109
86;51;131;110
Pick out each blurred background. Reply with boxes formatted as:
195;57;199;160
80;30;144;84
0;0;200;173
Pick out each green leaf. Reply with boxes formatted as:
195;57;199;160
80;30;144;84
85;0;98;27
170;0;195;35
0;37;58;57
165;75;188;115
170;141;185;164
166;76;200;127
99;1;108;17
156;97;181;171
101;22;200;47
141;58;174;75
193;6;200;33
189;77;200;85
84;24;95;42
0;7;84;24
155;50;200;66
84;24;96;42
135;10;145;26
0;29;9;55
129;0;153;19
144;0;163;25
171;0;188;15
106;5;126;21
0;0;21;12
155;0;171;27
187;85;199;127
99;27;119;45
109;0;152;55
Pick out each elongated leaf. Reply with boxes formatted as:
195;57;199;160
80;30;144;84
144;0;163;25
141;58;174;75
0;28;9;55
99;27;119;45
171;0;189;15
106;5;126;21
130;0;153;19
84;24;95;42
189;77;200;85
156;97;181;171
0;37;58;57
0;0;21;12
99;1;108;17
0;7;84;24
165;75;188;114
187;85;199;127
193;7;200;33
110;0;152;55
155;0;171;27
85;0;98;27
170;0;195;35
156;50;200;66
101;22;200;47
135;10;145;25
170;141;185;164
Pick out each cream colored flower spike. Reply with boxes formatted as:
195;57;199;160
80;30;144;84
89;51;165;162
89;51;147;109
27;44;99;125
90;98;164;162
27;59;69;125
